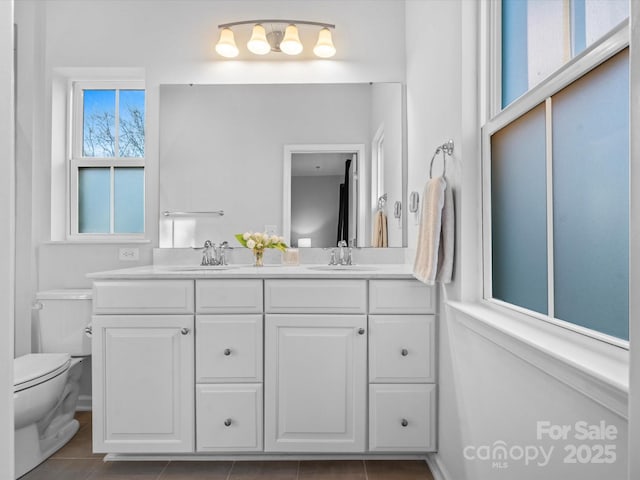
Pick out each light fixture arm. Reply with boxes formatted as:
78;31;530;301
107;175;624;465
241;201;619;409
218;19;335;29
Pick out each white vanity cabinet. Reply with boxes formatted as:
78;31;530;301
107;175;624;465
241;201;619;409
91;280;195;453
264;280;368;452
195;279;264;452
368;280;437;452
90;271;437;457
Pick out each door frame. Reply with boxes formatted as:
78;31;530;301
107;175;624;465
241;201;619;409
283;144;366;247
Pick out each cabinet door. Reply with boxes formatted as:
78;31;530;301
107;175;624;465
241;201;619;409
196;314;263;383
196;384;263;452
92;315;194;453
369;315;436;383
264;314;367;452
369;384;436;452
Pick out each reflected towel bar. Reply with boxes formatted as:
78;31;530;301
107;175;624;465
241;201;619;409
162;210;225;217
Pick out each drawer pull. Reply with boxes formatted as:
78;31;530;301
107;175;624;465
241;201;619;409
181;327;191;335
401;348;409;357
224;418;232;427
223;348;232;356
401;418;409;427
358;328;366;335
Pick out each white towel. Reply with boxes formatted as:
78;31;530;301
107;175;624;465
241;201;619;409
372;210;388;248
413;176;454;284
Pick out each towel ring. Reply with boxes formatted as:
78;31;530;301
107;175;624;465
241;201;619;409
429;139;454;179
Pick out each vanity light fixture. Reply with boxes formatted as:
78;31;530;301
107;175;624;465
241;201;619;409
214;20;336;58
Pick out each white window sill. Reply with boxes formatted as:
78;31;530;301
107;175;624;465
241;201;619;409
447;300;629;419
43;239;152;245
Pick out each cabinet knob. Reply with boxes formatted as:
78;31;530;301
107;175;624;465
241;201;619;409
358;328;366;335
401;418;408;427
181;327;191;335
224;418;232;427
401;348;409;357
224;348;232;356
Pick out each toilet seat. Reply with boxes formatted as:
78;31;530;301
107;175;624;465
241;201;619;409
14;353;71;393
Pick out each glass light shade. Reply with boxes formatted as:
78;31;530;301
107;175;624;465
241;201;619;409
313;28;336;58
215;27;239;58
247;24;270;55
280;24;303;55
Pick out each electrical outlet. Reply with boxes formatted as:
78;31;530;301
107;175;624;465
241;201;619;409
119;247;139;261
265;224;277;235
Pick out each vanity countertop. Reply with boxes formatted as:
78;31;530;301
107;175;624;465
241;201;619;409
87;263;418;280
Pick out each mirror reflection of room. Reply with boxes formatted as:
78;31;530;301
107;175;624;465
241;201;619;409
159;83;405;248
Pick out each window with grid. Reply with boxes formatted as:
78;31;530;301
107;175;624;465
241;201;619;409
70;81;145;237
483;1;629;342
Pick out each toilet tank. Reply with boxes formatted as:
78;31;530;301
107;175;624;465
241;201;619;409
36;289;92;356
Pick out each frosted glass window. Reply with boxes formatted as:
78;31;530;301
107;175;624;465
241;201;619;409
114;168;144;233
119;90;145;158
491;103;548;314
83;90;116;157
551;49;629;340
79;168;110;233
501;0;628;108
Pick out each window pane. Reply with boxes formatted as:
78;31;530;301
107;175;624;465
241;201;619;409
551;49;629;340
83;90;115;157
491;103;548;314
502;0;628;108
583;0;628;50
114;167;144;233
79;167;110;233
119;90;145;158
502;0;566;107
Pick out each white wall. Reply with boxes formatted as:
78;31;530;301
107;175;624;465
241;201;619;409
405;1;629;479
15;0;407;352
0;1;15;476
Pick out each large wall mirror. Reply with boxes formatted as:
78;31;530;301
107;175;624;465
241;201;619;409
159;83;405;248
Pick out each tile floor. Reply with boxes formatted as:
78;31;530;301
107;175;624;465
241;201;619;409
21;412;434;480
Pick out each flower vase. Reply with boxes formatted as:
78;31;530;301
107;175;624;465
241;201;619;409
253;249;264;267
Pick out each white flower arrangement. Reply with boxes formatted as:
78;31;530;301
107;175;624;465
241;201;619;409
235;231;288;253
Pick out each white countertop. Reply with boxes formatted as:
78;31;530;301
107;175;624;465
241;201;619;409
87;263;418;280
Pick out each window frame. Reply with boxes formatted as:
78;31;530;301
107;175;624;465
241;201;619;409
481;4;629;348
68;80;146;240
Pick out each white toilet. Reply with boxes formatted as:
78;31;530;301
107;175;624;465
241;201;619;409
14;289;92;478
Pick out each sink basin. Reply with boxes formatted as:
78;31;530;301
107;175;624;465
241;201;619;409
160;265;242;272
306;265;378;272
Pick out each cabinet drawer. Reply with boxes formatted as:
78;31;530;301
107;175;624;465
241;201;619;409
369;384;436;452
265;279;366;314
196;280;263;314
369;315;435;383
196;315;263;383
196;384;263;452
93;280;194;314
369;280;434;314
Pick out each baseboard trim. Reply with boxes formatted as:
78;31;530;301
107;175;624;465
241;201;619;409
103;453;428;462
425;453;450;480
76;394;92;412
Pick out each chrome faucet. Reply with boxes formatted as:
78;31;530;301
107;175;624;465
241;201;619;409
200;240;230;266
337;240;349;265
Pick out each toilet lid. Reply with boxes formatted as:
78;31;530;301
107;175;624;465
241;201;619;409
14;353;70;393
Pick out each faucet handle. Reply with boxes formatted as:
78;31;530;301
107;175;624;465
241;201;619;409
328;249;338;265
345;247;353;265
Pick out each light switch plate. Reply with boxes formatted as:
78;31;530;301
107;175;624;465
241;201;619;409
119;247;139;261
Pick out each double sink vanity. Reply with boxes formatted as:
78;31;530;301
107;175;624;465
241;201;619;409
88;263;437;459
